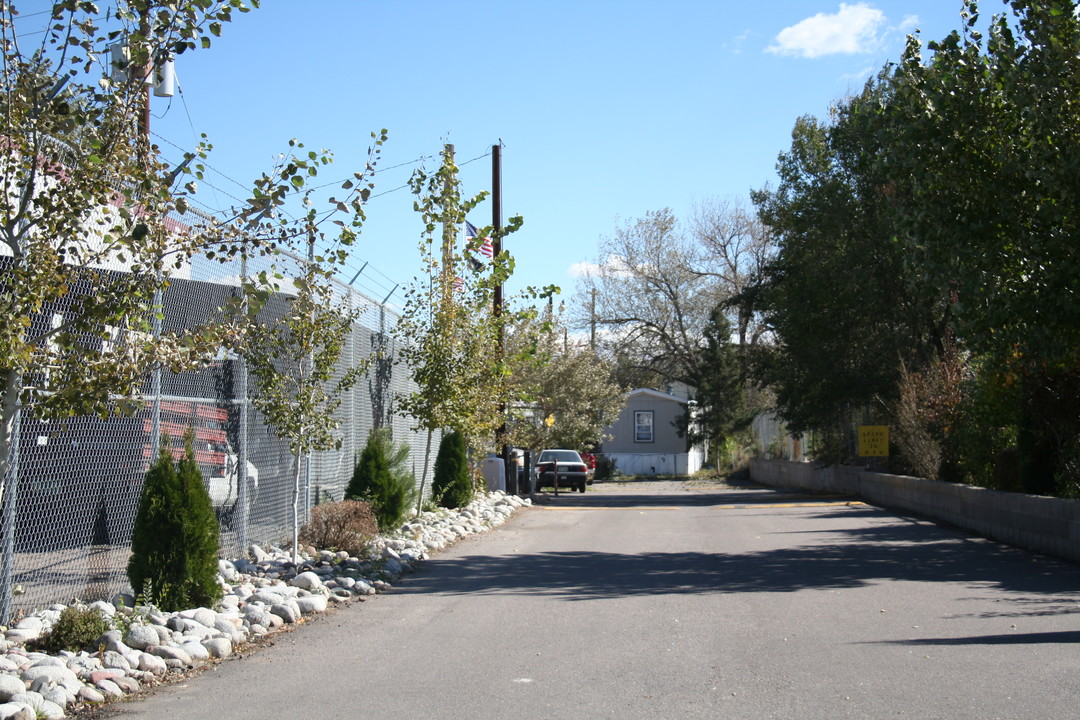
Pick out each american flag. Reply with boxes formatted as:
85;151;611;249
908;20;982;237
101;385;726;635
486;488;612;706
453;276;464;292
465;221;494;259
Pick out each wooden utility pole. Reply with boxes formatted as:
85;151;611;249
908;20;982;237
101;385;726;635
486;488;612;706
492;144;516;493
492;143;503;323
590;288;597;350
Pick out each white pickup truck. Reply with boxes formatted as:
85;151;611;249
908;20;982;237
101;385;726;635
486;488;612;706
206;451;259;510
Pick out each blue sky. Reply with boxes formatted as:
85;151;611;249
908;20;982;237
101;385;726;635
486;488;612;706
23;1;982;308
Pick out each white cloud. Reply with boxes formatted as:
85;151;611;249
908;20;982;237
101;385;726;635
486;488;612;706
566;261;601;278
723;29;753;55
767;3;886;59
899;14;919;32
566;254;635;279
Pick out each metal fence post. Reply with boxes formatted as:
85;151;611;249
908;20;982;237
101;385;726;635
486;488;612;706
150;282;162;458
237;255;250;552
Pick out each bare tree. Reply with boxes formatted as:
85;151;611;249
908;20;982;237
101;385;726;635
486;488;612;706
572;208;715;388
686;196;774;357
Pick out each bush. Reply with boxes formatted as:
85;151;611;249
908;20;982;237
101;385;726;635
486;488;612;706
594;454;617;481
346;428;417;531
127;433;222;611
298;500;378;557
432;431;471;509
29;606;111;654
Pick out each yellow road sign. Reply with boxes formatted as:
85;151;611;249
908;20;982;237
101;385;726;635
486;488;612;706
858;425;889;457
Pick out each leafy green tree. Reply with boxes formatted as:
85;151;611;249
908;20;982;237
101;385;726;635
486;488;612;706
750;105;945;440
237;122;386;563
396;145;550;509
751;0;1080;489
432;430;471;509
875;0;1080;491
0;1;269;550
242;255;365;563
346;427;416;532
0;1;387;617
506;312;626;452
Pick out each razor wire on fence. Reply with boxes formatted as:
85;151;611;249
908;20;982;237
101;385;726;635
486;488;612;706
0;200;438;620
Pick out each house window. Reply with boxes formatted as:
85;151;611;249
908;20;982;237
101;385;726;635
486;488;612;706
634;411;654;443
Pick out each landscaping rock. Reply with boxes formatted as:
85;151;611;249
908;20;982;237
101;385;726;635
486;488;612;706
0;675;25;701
0;491;531;717
124;625;159;651
269;603;299;624
137;653;167;676
202;638;232;659
0;702;34;720
289;571;323;591
295;595;328;615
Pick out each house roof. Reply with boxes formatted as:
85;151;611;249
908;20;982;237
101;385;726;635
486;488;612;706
626;387;689;405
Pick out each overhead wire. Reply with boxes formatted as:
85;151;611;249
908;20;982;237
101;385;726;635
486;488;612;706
11;10;490;307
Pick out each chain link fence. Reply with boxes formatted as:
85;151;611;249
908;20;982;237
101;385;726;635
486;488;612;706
1;195;438;619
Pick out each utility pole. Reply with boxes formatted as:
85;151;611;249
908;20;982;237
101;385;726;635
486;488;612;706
492;143;516;493
590;288;597;350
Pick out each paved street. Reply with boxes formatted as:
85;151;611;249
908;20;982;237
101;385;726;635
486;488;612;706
103;479;1080;719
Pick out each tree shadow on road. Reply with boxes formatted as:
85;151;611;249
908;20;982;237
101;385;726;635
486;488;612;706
866;630;1080;646
532;485;846;509
396;498;1080;617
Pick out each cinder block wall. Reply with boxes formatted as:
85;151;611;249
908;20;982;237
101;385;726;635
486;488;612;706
750;459;1080;563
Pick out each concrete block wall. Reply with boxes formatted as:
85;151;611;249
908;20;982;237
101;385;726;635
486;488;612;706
750;459;1080;563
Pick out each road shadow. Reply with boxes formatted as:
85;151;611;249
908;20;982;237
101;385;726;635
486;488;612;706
395;502;1080;613
867;630;1080;646
532;483;844;509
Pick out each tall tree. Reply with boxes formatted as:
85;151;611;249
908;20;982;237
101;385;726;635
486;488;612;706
877;0;1080;490
238;130;387;562
0;1;322;620
396;145;548;510
0;1;263;511
751;0;1080;489
751;100;946;437
680;305;748;452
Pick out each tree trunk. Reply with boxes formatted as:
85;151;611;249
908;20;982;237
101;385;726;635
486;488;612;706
1;367;24;624
415;428;433;516
291;446;303;565
0;368;22;505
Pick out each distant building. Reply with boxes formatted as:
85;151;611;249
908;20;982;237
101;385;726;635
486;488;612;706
598;388;705;476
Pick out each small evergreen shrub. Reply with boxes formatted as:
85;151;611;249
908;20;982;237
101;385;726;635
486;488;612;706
127;433;222;611
28;606;111;653
176;434;223;608
128;442;186;610
298;500;378;557
346;428;417;531
432;431;471;509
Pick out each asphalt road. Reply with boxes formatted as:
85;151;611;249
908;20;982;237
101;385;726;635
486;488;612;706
102;478;1080;720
